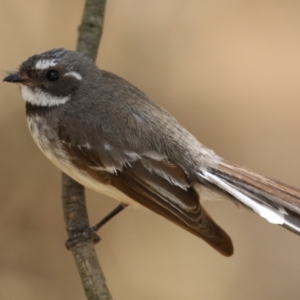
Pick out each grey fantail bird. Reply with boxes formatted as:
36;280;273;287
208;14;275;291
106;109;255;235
4;48;300;256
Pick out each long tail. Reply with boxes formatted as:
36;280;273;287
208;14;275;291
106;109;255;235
198;160;300;235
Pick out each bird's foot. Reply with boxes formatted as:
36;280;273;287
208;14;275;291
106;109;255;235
65;228;101;250
65;203;127;250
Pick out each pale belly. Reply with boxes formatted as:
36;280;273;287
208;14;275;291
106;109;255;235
27;116;139;207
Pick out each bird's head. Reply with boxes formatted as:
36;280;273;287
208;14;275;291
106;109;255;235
3;48;94;107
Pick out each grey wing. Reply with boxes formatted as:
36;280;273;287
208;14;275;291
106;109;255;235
58;120;233;256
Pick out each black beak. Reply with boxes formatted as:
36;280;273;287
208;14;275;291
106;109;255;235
3;73;27;83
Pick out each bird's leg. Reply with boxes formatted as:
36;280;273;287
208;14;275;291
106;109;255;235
65;203;128;249
90;203;128;232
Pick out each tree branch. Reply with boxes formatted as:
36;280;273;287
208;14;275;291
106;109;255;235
77;0;106;60
62;0;112;299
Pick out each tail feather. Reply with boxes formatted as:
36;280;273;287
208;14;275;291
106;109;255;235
198;161;300;235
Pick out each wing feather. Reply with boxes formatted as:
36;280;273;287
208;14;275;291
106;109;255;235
60;135;233;256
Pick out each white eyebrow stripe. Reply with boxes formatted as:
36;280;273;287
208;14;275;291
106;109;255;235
35;59;57;70
64;71;82;80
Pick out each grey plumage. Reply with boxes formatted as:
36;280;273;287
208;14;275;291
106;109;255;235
4;48;300;256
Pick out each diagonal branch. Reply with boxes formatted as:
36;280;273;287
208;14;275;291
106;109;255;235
62;0;112;299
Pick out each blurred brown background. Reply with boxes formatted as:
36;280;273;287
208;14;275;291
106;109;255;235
1;1;300;299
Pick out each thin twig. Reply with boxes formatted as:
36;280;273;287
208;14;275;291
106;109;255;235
77;0;107;60
62;0;112;299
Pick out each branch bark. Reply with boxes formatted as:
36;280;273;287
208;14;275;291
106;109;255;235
62;0;112;299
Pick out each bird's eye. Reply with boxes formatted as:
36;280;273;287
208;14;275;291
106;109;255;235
46;70;59;81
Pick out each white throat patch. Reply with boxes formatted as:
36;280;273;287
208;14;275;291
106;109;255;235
21;85;70;107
